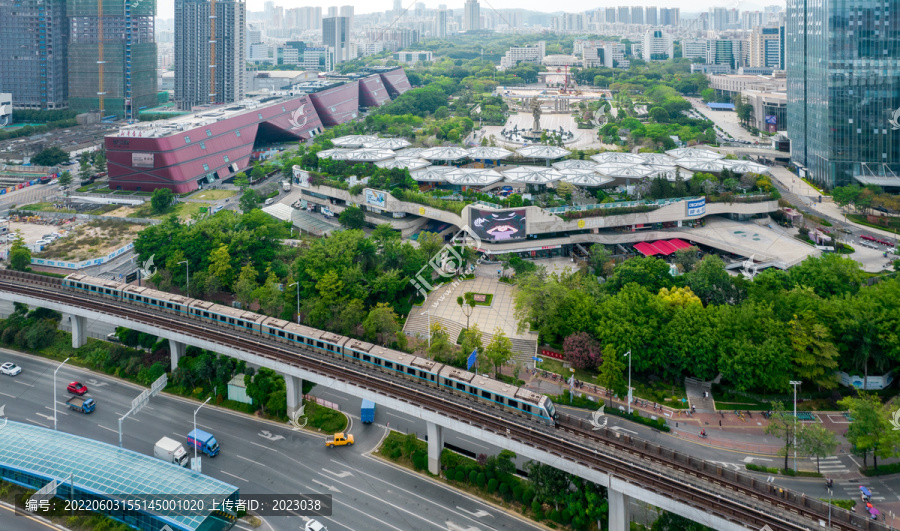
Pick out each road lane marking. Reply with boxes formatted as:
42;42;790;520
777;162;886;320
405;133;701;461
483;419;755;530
249;441;270;449
43;407;67;416
97;425;118;433
0;391;15;398
27;418;50;428
455;436;489;450
220;471;249;483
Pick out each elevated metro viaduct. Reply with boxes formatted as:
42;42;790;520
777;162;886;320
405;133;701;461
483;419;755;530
0;272;886;531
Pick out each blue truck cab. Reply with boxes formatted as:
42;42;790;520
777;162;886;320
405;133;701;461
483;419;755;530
187;429;220;457
361;400;376;424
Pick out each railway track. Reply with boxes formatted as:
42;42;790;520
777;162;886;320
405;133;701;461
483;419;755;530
0;270;886;531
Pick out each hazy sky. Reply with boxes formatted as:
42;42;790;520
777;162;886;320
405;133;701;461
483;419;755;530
156;0;779;26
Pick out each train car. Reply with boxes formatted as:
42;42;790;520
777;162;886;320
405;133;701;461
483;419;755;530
122;285;193;316
63;274;125;300
438;365;555;425
188;300;267;334
343;339;442;388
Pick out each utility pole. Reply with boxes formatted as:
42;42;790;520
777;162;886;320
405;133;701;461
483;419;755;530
790;380;802;472
624;350;632;414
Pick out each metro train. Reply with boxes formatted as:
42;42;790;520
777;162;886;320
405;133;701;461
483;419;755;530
62;274;559;425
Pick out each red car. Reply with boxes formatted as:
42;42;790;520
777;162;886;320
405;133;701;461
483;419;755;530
67;382;88;395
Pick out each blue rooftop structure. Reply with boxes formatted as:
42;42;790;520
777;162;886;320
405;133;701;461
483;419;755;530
0;421;238;531
706;102;735;111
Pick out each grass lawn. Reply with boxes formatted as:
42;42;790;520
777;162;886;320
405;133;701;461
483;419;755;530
18;202;75;213
463;292;493;306
128;201;207;220
189;189;237;201
847;213;900;235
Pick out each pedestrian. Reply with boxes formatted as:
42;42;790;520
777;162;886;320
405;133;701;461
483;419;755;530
719;420;722;427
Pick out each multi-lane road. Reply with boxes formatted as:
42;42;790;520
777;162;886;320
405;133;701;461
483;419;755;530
0;349;543;531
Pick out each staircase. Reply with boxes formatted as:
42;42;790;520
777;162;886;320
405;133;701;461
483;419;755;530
685;377;716;413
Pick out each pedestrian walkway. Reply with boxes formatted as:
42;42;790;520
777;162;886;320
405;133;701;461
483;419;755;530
685;377;715;413
838;481;885;502
815;456;850;475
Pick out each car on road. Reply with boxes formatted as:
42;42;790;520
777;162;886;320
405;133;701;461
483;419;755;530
67;381;88;395
1;362;22;376
305;520;328;531
325;433;354;447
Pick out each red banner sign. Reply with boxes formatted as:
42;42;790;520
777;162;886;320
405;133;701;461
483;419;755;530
540;349;563;360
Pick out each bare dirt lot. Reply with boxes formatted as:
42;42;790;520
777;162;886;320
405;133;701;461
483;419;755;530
30;219;143;262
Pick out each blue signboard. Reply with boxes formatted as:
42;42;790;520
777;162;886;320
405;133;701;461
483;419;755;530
686;198;706;217
765;115;777;124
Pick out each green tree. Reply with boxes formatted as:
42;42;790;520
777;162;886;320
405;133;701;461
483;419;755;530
233;172;249;190
603;256;674;295
150;188;174;214
673;247;699;273
79;158;93;182
94;151;107;173
588;244;612;276
684;254;738;305
839;393;898;471
32;146;70;166
250;162;266;182
363;302;400;345
483;328;513;376
57;170;73;189
764;401;799;471
427;321;456;362
338;206;366;229
460;324;484;366
596;345;626;406
648;107;670;123
234;264;259;308
789;312;839;390
208;244;234;290
798;424;838;474
700;88;715;103
239;189;261;212
245;367;280;414
254;268;285;316
9;232;31;271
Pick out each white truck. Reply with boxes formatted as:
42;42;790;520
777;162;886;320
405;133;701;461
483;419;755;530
154;437;189;467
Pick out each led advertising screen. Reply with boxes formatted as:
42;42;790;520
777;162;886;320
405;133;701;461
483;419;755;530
131;153;154;168
470;209;526;242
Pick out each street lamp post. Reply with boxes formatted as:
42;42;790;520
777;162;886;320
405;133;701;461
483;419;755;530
178;260;189;295
193;397;211;460
790;380;802;472
624;350;632;414
54;357;70;430
289;282;300;323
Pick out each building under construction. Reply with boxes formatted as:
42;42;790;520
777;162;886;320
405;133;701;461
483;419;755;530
0;0;69;110
174;0;246;111
67;0;158;120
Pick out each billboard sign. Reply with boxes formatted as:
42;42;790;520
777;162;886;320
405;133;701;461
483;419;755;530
686;198;706;217
470;208;526;241
364;188;386;209
765;115;777;124
131;153;154;168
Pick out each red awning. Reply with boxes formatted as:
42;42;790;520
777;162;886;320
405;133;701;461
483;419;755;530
668;239;693;250
652;240;678;256
633;242;659;256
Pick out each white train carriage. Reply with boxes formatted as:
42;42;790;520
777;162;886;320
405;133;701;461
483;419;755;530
63;274;125;300
188;300;267;333
122;285;193;316
439;365;555;425
343;339;442;387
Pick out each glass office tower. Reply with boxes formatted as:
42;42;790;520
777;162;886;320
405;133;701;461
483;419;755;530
786;0;900;188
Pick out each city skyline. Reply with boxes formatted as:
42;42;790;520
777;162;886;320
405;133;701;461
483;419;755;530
154;0;785;23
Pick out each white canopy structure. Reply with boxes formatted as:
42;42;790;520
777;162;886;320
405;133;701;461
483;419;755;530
466;146;513;160
721;160;771;174
374;157;432;170
343;148;397;162
552;159;601;170
316;148;355;160
637;153;678;165
419;146;471;161
363;138;412;150
644;165;690;182
444;168;504;186
590;152;646;164
393;147;426;158
595;163;658;179
331;135;379;148
516;145;571;160
666;147;724;160
558;169;615;187
411;166;456;182
673;158;729;172
502;165;564;184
